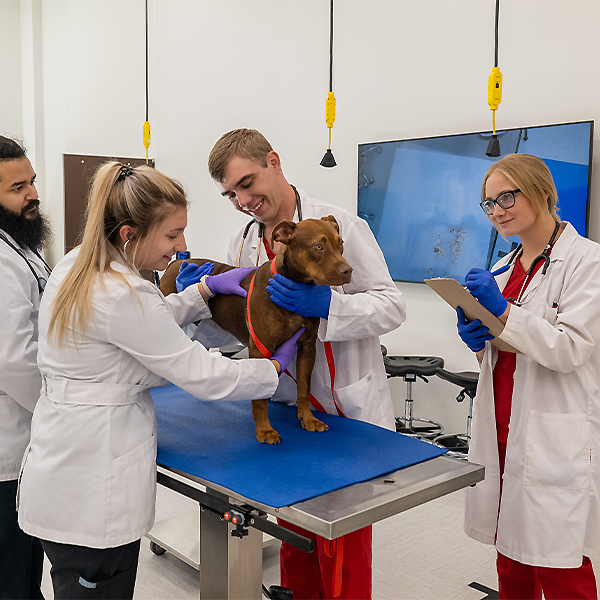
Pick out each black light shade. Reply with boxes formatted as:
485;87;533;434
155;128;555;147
320;149;337;168
486;135;501;157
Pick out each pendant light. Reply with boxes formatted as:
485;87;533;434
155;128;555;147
486;0;502;158
320;0;337;168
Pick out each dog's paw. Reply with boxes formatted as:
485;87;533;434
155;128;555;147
301;417;329;433
257;428;281;444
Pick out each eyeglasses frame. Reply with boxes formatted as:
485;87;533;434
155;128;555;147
480;188;521;215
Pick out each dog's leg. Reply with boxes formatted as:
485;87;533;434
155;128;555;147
251;399;281;445
248;338;281;444
295;341;328;433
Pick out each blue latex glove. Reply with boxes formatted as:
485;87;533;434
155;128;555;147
266;274;332;319
205;267;257;298
271;328;305;374
464;265;510;317
176;261;215;293
456;306;494;352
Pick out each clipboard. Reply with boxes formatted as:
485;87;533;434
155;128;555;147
425;278;519;353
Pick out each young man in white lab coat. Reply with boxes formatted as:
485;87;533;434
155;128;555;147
0;136;50;599
200;128;406;600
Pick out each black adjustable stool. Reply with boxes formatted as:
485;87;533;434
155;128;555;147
434;369;478;459
383;356;445;439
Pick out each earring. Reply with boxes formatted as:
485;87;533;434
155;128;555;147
123;239;131;254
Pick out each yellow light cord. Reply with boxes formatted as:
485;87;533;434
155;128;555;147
492;110;496;136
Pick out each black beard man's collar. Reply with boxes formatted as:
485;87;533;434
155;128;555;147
0;203;52;253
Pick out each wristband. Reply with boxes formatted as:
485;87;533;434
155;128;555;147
199;275;215;299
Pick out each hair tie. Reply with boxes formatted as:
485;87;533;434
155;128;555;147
117;163;134;181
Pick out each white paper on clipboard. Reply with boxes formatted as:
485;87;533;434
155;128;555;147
425;277;519;354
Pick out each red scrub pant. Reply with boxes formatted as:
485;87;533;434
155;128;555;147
278;519;372;599
496;443;597;600
497;552;597;600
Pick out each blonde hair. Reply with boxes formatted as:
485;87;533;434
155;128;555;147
208;129;273;183
481;153;560;222
49;161;187;345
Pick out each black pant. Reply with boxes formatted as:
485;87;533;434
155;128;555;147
41;539;140;600
0;479;44;600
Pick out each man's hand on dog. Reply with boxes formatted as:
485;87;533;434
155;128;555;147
267;274;332;319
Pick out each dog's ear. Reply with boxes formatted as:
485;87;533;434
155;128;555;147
321;215;339;233
272;220;297;246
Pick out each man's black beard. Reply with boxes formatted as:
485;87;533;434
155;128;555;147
0;202;53;253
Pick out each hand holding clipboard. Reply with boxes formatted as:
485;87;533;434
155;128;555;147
425;274;518;353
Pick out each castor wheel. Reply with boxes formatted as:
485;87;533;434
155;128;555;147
263;584;293;599
150;541;166;555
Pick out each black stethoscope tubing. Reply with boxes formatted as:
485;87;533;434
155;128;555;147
506;220;561;307
0;230;52;295
237;185;303;267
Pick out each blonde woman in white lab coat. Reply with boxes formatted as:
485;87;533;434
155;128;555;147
457;154;600;599
17;162;302;600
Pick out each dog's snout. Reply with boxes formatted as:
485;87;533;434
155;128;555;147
336;261;353;284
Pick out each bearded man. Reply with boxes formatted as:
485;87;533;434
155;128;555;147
0;135;51;600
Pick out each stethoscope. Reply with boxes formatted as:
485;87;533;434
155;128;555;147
0;230;52;295
506;220;561;307
236;185;303;267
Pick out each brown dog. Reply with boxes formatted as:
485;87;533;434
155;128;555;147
160;216;353;444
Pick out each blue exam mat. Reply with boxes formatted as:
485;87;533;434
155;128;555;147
152;385;447;508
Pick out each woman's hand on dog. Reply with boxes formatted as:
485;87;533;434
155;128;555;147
270;327;305;375
176;261;214;293
205;267;257;298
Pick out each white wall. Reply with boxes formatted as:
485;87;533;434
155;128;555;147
0;1;24;139
5;0;600;431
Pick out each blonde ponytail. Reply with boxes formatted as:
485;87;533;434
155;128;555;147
49;162;187;345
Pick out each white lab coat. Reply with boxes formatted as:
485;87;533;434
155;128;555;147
0;230;46;481
17;249;279;548
194;189;406;429
465;222;600;568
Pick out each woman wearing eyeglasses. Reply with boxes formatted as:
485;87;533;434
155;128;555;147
457;153;600;599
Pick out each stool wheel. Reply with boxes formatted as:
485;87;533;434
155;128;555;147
396;416;443;439
434;433;469;460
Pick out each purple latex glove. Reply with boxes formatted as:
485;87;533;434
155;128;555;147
176;261;214;293
464;265;510;317
456;306;493;352
205;267;257;298
271;327;305;374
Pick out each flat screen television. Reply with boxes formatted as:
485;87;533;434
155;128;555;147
357;120;593;283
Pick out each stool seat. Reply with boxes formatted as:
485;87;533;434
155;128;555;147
384;356;444;378
435;369;478;396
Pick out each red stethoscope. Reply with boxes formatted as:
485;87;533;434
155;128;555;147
506;220;561;307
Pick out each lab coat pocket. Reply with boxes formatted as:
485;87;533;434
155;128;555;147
543;301;559;326
523;410;590;489
335;371;374;421
107;435;156;537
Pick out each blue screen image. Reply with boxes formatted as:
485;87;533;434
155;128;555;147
357;121;593;283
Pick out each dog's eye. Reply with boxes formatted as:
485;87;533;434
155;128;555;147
314;244;323;251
